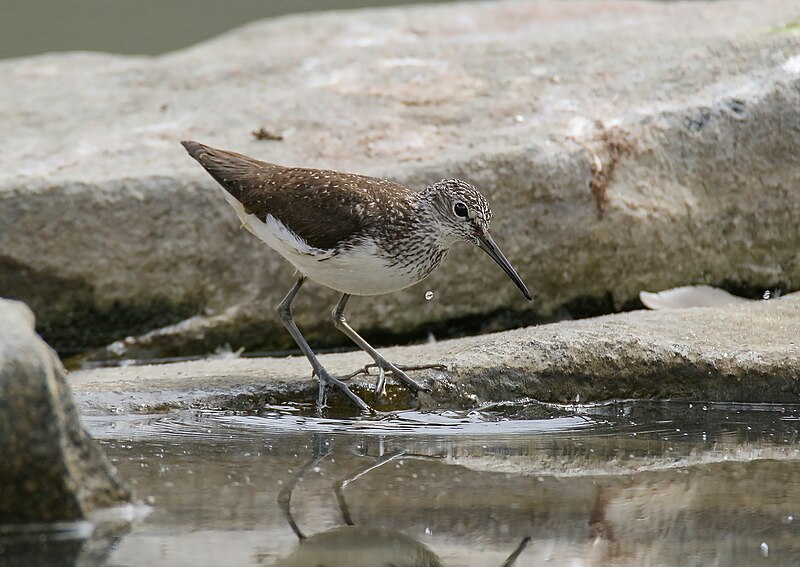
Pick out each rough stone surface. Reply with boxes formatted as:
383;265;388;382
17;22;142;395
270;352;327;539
69;294;800;413
0;299;129;524
1;0;799;355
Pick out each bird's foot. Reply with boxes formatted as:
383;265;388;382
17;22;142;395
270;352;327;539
344;359;446;399
313;368;375;414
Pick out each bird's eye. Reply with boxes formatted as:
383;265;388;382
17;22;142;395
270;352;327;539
453;202;468;218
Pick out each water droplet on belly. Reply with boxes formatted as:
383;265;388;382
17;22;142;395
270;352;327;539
425;291;434;301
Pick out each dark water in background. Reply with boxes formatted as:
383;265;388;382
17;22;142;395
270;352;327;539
0;0;718;61
0;0;458;60
3;401;800;566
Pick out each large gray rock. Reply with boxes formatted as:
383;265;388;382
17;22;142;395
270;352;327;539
1;0;799;355
0;299;129;523
69;294;800;412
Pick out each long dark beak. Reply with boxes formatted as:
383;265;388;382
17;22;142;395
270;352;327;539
476;233;533;301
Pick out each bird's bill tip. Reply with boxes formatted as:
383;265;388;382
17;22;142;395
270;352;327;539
476;234;533;301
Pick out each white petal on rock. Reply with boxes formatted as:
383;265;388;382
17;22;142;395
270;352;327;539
640;285;753;310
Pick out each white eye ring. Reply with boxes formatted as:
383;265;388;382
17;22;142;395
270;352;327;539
453;202;468;218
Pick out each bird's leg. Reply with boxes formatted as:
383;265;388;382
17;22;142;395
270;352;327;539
332;294;442;399
277;277;372;414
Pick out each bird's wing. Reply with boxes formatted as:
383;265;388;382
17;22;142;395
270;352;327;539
182;141;412;251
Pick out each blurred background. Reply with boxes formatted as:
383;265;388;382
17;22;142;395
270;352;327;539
0;0;457;59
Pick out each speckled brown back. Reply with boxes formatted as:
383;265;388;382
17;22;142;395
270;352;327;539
181;141;416;252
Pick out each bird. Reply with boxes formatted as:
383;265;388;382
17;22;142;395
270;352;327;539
181;140;532;413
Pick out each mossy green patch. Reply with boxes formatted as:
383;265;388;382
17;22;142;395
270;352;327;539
771;19;800;34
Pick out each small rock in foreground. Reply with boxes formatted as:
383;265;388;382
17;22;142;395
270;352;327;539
0;298;129;524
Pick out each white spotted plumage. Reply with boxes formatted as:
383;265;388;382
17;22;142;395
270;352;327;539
219;184;432;295
189;142;527;301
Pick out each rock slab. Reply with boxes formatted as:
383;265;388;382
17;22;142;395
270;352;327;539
69;295;800;412
1;0;799;356
0;298;129;524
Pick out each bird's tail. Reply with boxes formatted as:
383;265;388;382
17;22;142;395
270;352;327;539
180;140;272;203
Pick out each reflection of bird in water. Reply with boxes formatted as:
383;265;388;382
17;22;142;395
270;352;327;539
271;525;444;567
273;447;531;567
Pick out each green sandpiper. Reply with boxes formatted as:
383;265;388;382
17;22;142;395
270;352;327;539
181;141;531;413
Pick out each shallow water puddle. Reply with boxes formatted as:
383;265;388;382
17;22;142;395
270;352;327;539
4;401;800;566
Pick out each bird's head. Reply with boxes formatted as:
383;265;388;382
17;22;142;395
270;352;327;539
424;179;532;301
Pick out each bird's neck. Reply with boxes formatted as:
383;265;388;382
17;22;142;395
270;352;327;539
374;193;453;280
